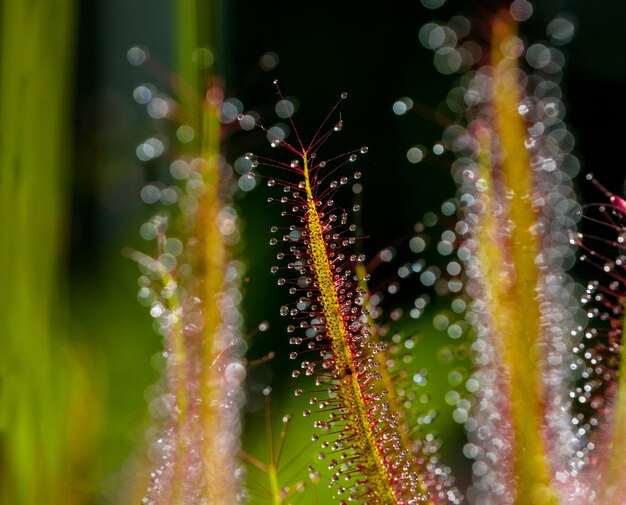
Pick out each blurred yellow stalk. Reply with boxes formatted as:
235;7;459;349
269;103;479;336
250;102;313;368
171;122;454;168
470;10;560;504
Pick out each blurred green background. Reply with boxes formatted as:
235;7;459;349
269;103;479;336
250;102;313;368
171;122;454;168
2;0;626;503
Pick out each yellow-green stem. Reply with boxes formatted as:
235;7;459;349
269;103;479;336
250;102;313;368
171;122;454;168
474;11;559;504
303;155;399;504
174;1;238;502
199;83;233;504
268;465;282;505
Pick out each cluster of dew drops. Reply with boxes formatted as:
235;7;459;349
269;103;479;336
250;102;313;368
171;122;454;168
568;179;626;458
128;44;258;505
367;204;476;432
362;206;471;503
394;1;577;172
128;46;291;200
387;4;595;498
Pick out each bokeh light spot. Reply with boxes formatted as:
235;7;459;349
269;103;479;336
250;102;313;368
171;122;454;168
259;51;279;71
127;45;148;65
176;125;195;143
192;47;214;69
420;0;446;10
407;146;425;163
392;97;413;115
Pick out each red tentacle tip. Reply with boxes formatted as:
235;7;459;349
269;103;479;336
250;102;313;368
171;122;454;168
586;172;626;214
610;195;626;214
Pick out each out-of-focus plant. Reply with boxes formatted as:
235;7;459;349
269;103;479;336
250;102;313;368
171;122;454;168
413;4;625;504
0;2;104;505
452;10;583;504
125;1;248;504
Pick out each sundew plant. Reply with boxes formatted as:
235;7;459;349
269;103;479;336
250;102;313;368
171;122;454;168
2;1;626;505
